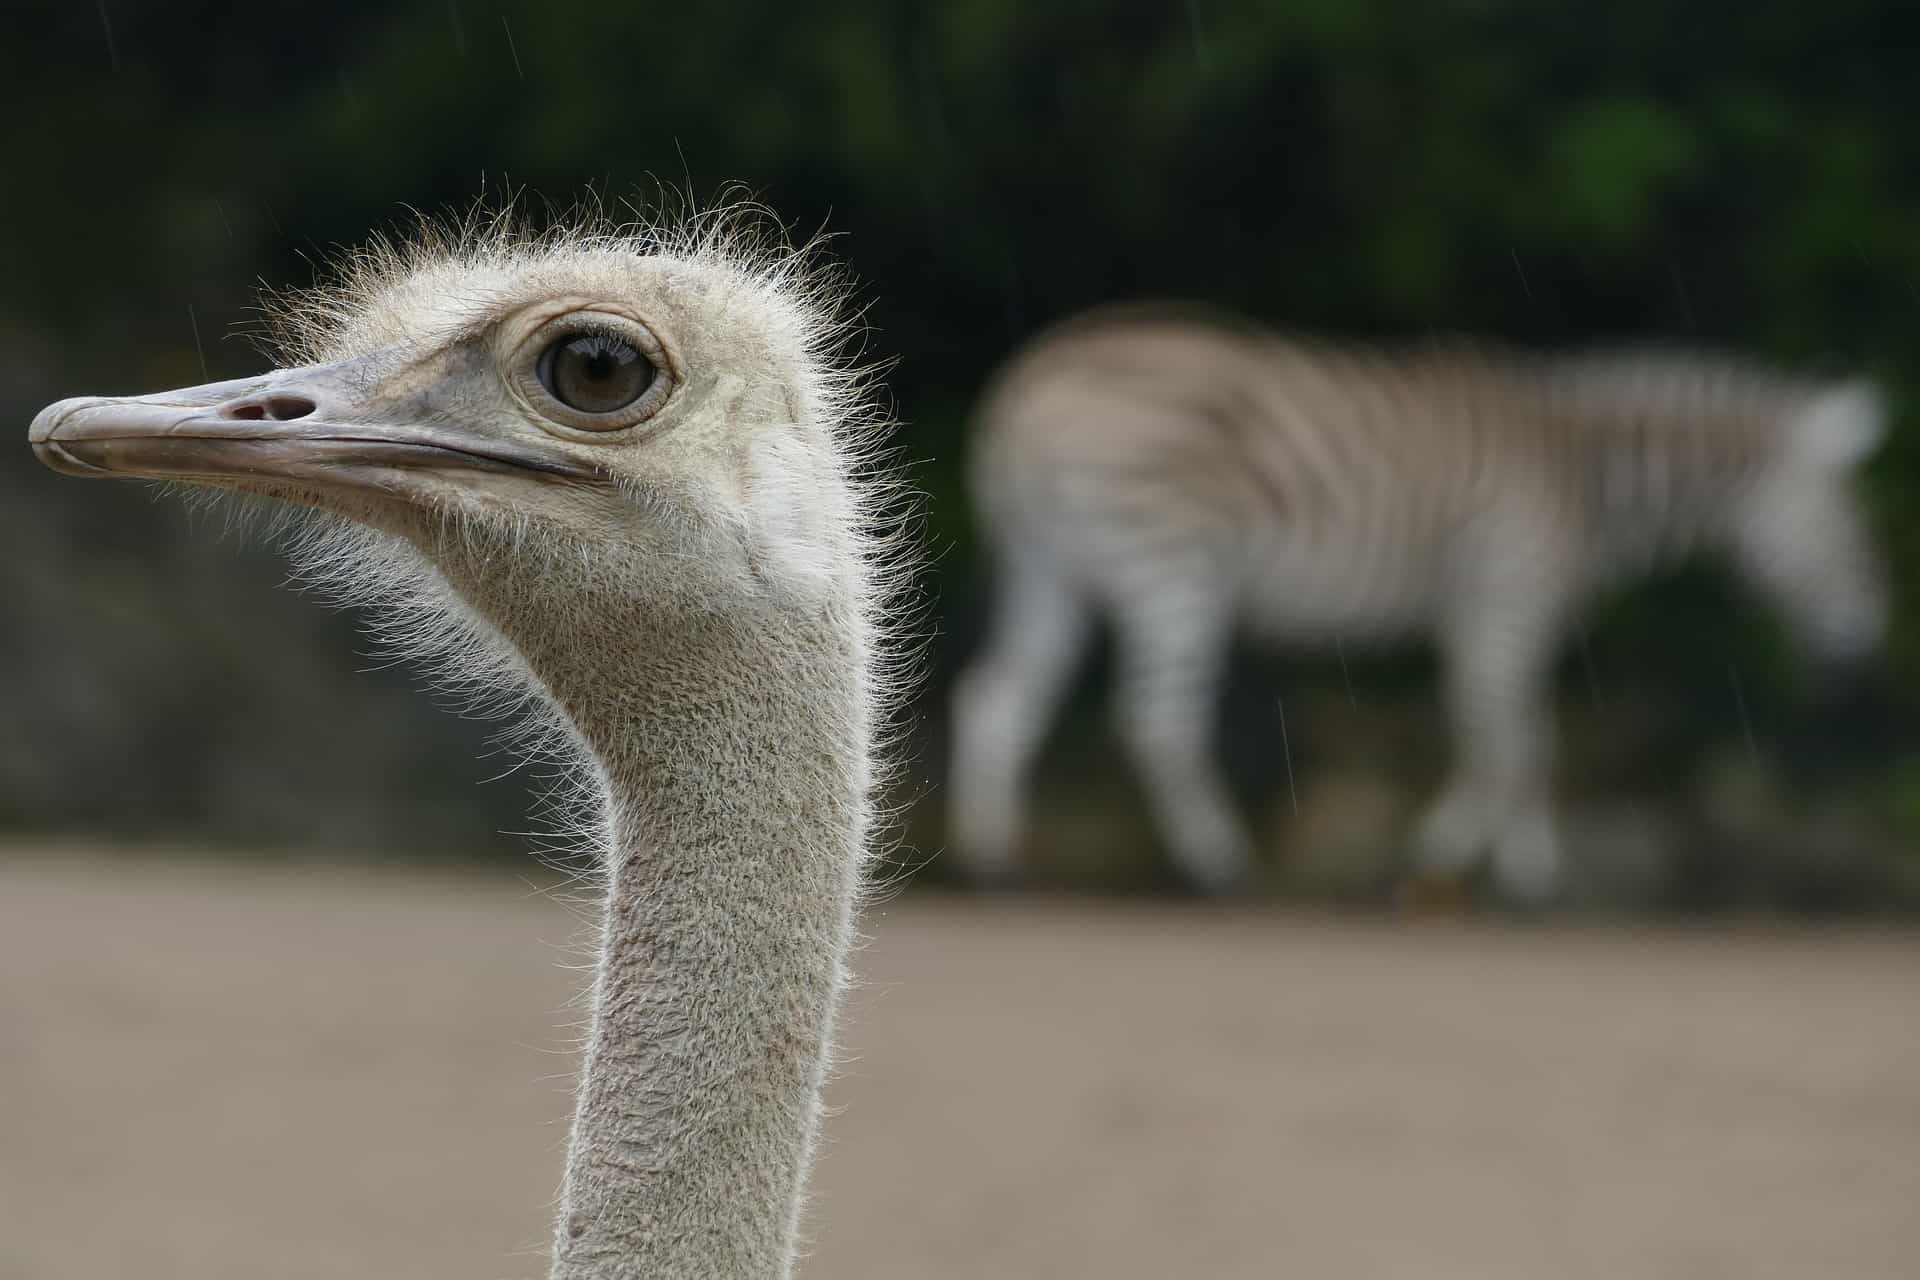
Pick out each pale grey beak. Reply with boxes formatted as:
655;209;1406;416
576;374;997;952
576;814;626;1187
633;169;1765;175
30;360;603;489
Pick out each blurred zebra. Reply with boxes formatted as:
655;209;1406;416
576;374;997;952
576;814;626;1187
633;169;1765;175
948;307;1889;898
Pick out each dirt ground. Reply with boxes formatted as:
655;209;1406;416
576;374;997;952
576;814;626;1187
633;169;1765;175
1;851;1916;1280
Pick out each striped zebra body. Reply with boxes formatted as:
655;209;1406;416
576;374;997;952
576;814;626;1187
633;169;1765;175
950;307;1888;897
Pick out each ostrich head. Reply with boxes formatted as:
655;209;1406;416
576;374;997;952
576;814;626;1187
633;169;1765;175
30;214;878;680
28;210;904;1277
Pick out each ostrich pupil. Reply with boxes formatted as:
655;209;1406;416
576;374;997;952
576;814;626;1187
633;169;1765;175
544;333;654;413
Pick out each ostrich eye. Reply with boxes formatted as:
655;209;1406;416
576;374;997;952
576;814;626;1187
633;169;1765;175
512;308;674;433
537;332;658;415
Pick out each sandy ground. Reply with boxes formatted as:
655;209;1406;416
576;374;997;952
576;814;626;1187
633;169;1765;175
1;853;1917;1280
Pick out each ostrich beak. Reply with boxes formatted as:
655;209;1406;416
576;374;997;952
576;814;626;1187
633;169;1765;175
29;358;603;492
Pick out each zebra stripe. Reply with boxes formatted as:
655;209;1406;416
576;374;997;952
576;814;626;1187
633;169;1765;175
949;307;1889;897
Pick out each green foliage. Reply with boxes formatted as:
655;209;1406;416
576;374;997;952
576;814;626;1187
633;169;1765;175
1547;100;1700;251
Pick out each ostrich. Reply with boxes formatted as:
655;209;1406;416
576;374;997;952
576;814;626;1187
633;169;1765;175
29;209;905;1278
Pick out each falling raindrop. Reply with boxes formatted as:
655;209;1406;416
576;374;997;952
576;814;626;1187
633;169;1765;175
187;304;209;382
96;0;119;72
1728;663;1758;765
1510;250;1536;301
1277;695;1299;816
501;15;524;79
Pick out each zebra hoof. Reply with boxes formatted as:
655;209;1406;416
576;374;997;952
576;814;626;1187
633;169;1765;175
1410;793;1489;878
1492;822;1566;904
1170;851;1256;898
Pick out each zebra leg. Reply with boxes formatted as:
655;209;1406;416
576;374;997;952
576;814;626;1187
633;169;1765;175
1110;587;1252;893
1416;552;1571;901
948;557;1092;883
1493;804;1566;904
1410;777;1488;877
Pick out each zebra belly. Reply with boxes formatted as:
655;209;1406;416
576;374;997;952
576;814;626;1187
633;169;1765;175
1236;521;1443;640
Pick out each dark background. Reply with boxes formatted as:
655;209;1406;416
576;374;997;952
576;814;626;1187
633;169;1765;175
4;0;1916;902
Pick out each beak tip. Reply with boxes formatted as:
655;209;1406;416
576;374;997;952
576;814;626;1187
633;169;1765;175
28;396;102;444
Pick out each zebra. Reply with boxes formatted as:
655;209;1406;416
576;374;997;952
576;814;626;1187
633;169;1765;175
947;305;1889;899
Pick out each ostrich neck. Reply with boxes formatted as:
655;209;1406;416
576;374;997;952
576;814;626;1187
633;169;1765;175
474;570;869;1280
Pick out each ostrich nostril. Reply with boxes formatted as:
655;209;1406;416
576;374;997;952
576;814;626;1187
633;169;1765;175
264;395;317;420
222;394;317;422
